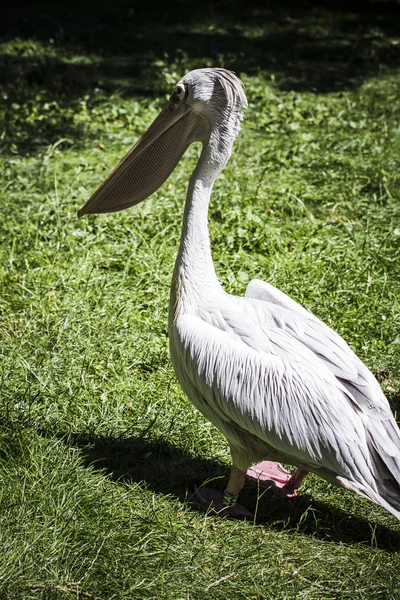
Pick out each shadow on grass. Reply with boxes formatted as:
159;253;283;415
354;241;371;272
2;0;400;153
3;0;400;94
66;430;400;552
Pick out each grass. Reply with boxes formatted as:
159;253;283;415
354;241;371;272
1;0;400;598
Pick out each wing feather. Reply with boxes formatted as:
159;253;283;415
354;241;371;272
174;312;376;487
245;278;391;420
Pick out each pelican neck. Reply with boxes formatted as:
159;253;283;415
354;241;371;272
170;141;228;318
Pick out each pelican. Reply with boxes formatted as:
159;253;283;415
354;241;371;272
78;68;400;520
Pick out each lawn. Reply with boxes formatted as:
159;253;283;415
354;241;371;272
1;1;400;598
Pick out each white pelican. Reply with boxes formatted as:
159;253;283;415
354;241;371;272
79;68;400;520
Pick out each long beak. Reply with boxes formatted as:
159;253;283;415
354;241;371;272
78;102;198;217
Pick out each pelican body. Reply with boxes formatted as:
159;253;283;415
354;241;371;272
79;68;400;520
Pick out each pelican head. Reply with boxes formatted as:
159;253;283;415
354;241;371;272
78;68;247;217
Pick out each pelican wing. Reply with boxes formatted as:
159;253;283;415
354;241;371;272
244;278;392;421
176;311;372;474
174;309;400;516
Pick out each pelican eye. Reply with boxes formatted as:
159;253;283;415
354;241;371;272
170;83;186;105
175;84;185;97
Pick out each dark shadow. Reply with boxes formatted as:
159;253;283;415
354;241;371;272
2;0;400;153
2;0;400;95
63;430;400;552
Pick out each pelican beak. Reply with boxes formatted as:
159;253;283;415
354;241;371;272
78;102;200;217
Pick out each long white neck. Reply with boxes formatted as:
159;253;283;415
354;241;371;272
170;135;230;322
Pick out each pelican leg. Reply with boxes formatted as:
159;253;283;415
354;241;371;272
246;461;308;497
193;464;253;518
282;468;308;496
225;464;247;498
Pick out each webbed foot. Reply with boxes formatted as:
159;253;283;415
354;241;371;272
246;462;307;498
193;487;253;519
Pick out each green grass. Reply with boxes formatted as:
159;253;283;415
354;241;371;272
1;1;400;598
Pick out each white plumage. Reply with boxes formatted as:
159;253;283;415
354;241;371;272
79;68;400;520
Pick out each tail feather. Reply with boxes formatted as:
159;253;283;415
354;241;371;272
338;416;400;521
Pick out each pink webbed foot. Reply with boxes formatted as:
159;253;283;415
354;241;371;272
246;461;303;498
193;487;253;519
